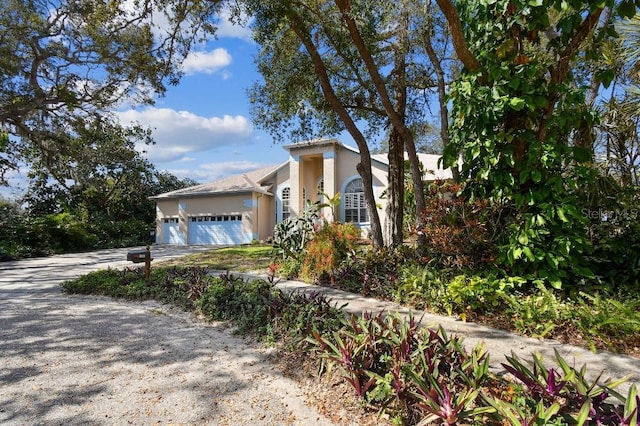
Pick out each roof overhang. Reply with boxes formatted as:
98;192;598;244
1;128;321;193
149;188;272;201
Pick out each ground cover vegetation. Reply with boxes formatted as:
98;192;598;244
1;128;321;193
61;259;639;425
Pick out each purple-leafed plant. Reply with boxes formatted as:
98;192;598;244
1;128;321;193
410;376;493;425
499;348;634;425
502;352;567;399
307;312;389;398
552;348;636;425
618;384;639;426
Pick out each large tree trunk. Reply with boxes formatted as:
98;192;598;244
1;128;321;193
336;0;426;251
423;25;460;182
385;128;404;246
402;129;427;251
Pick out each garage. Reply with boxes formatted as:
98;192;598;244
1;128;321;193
162;218;184;244
188;215;245;245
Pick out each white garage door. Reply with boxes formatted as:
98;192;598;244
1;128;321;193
162;218;184;244
188;215;244;245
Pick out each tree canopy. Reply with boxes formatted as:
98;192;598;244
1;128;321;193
0;0;221;183
244;0;459;246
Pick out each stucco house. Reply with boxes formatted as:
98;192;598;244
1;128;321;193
150;138;452;245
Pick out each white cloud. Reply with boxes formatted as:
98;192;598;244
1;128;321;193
165;160;270;183
215;7;254;41
116;108;253;163
182;48;232;75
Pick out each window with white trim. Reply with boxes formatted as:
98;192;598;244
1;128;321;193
316;178;324;202
282;187;291;220
344;178;369;223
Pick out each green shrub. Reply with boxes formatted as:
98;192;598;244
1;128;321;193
271;291;346;347
195;275;238;320
447;274;525;314
504;283;567;339
272;202;321;260
330;245;414;299
196;273;279;334
570;292;640;351
582;183;640;290
274;257;303;279
418;180;502;271
61;269;124;295
395;264;454;314
61;267;158;298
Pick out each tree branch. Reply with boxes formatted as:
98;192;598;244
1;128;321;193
433;0;482;72
286;8;384;247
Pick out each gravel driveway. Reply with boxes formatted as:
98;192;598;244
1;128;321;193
0;247;334;425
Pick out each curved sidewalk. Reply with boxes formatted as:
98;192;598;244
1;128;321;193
253;275;640;397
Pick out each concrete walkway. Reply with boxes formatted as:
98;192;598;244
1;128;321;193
245;275;640;398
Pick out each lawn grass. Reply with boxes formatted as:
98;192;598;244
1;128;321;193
156;244;273;272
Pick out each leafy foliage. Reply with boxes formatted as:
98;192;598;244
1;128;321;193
62;263;346;341
272;202;322;260
307;312;493;423
326;245;416;300
196;272;279;334
301;222;359;282
504;283;566;339
0;122;195;259
418;180;502;270
395;263;455;314
583;184;640;288
439;0;636;288
489;349;635;426
320;245;640;353
0;0;220;182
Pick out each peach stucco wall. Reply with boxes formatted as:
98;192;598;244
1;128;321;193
155;141;391;244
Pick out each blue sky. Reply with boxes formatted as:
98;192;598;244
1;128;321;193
1;7;306;199
116;9;288;184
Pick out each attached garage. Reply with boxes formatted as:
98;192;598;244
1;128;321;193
162;218;184;244
188;215;245;245
151;164;282;246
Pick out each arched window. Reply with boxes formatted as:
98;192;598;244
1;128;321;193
344;178;369;223
282;187;291;221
